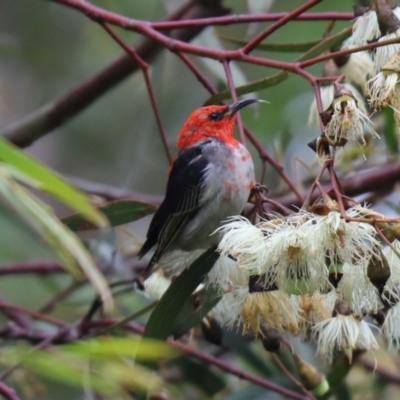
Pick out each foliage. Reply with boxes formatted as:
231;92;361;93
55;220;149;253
1;1;400;400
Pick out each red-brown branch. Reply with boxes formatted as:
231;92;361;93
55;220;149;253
88;320;311;400
0;382;20;400
0;262;65;275
222;60;246;144
48;0;331;73
2;0;228;147
100;22;173;164
241;0;323;54
151;12;353;30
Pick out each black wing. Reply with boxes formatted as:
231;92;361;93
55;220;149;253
138;142;210;274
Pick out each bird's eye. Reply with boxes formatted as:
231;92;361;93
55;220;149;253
209;112;221;121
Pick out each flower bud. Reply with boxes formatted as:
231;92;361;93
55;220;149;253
260;323;282;352
292;352;329;395
201;316;223;346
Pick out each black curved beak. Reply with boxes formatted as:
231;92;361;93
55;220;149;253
225;98;267;117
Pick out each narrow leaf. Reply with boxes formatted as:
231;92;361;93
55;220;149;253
63;337;177;360
204;72;288;105
383;106;399;154
0;137;107;227
11;340;172;397
0;166;113;310
319;359;351;400
144;247;220;340
206;28;352;104
171;285;222;338
62;200;157;231
173;357;226;395
219;35;321;52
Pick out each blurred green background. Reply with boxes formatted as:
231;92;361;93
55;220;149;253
0;1;393;399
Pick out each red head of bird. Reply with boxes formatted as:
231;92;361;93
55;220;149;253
177;99;260;150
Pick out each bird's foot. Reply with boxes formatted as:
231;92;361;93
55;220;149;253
248;183;268;203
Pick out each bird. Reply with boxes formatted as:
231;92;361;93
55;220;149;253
138;99;262;278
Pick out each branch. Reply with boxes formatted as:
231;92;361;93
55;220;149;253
276;161;400;208
242;0;322;54
0;381;20;400
151;12;353;30
222;60;246;144
100;22;173;164
87;320;311;400
1;0;229;147
359;357;400;385
0;262;64;276
0;300;67;327
64;174;162;204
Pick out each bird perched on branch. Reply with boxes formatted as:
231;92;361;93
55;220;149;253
138;99;262;277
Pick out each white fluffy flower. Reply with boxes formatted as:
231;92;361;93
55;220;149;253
264;218;327;292
297;291;337;335
340;50;375;93
367;51;400;124
344;10;381;47
382;302;400;350
216;217;271;274
308;84;366;128
325;95;379;146
313;209;380;269
313;314;379;363
241;290;299;335
373;31;400;74
212;288;247;329
367;70;399;110
337;262;382;314
207;255;249;289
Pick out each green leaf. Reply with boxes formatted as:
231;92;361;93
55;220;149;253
205;28;352;104
144;247;220;340
173;358;226;396
0;137;107;228
8;338;177;397
223;331;276;376
333;383;351;400
319;359;351;400
219;35;321;52
0;164;113;311
171;284;222;339
219;384;266;400
383;106;399;154
204;72;288;105
62;200;157;231
60;337;178;360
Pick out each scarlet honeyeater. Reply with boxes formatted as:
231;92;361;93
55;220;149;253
138;99;260;277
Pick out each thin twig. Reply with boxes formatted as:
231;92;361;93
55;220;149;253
328;162;346;216
359;357;400;386
242;0;322;54
0;381;20;400
87;319;311;400
1;0;228;147
0;300;67;327
0;262;65;275
222;60;246;145
96;301;157;335
270;353;316;400
150;12;353;30
37;279;86;314
101;22;173;165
